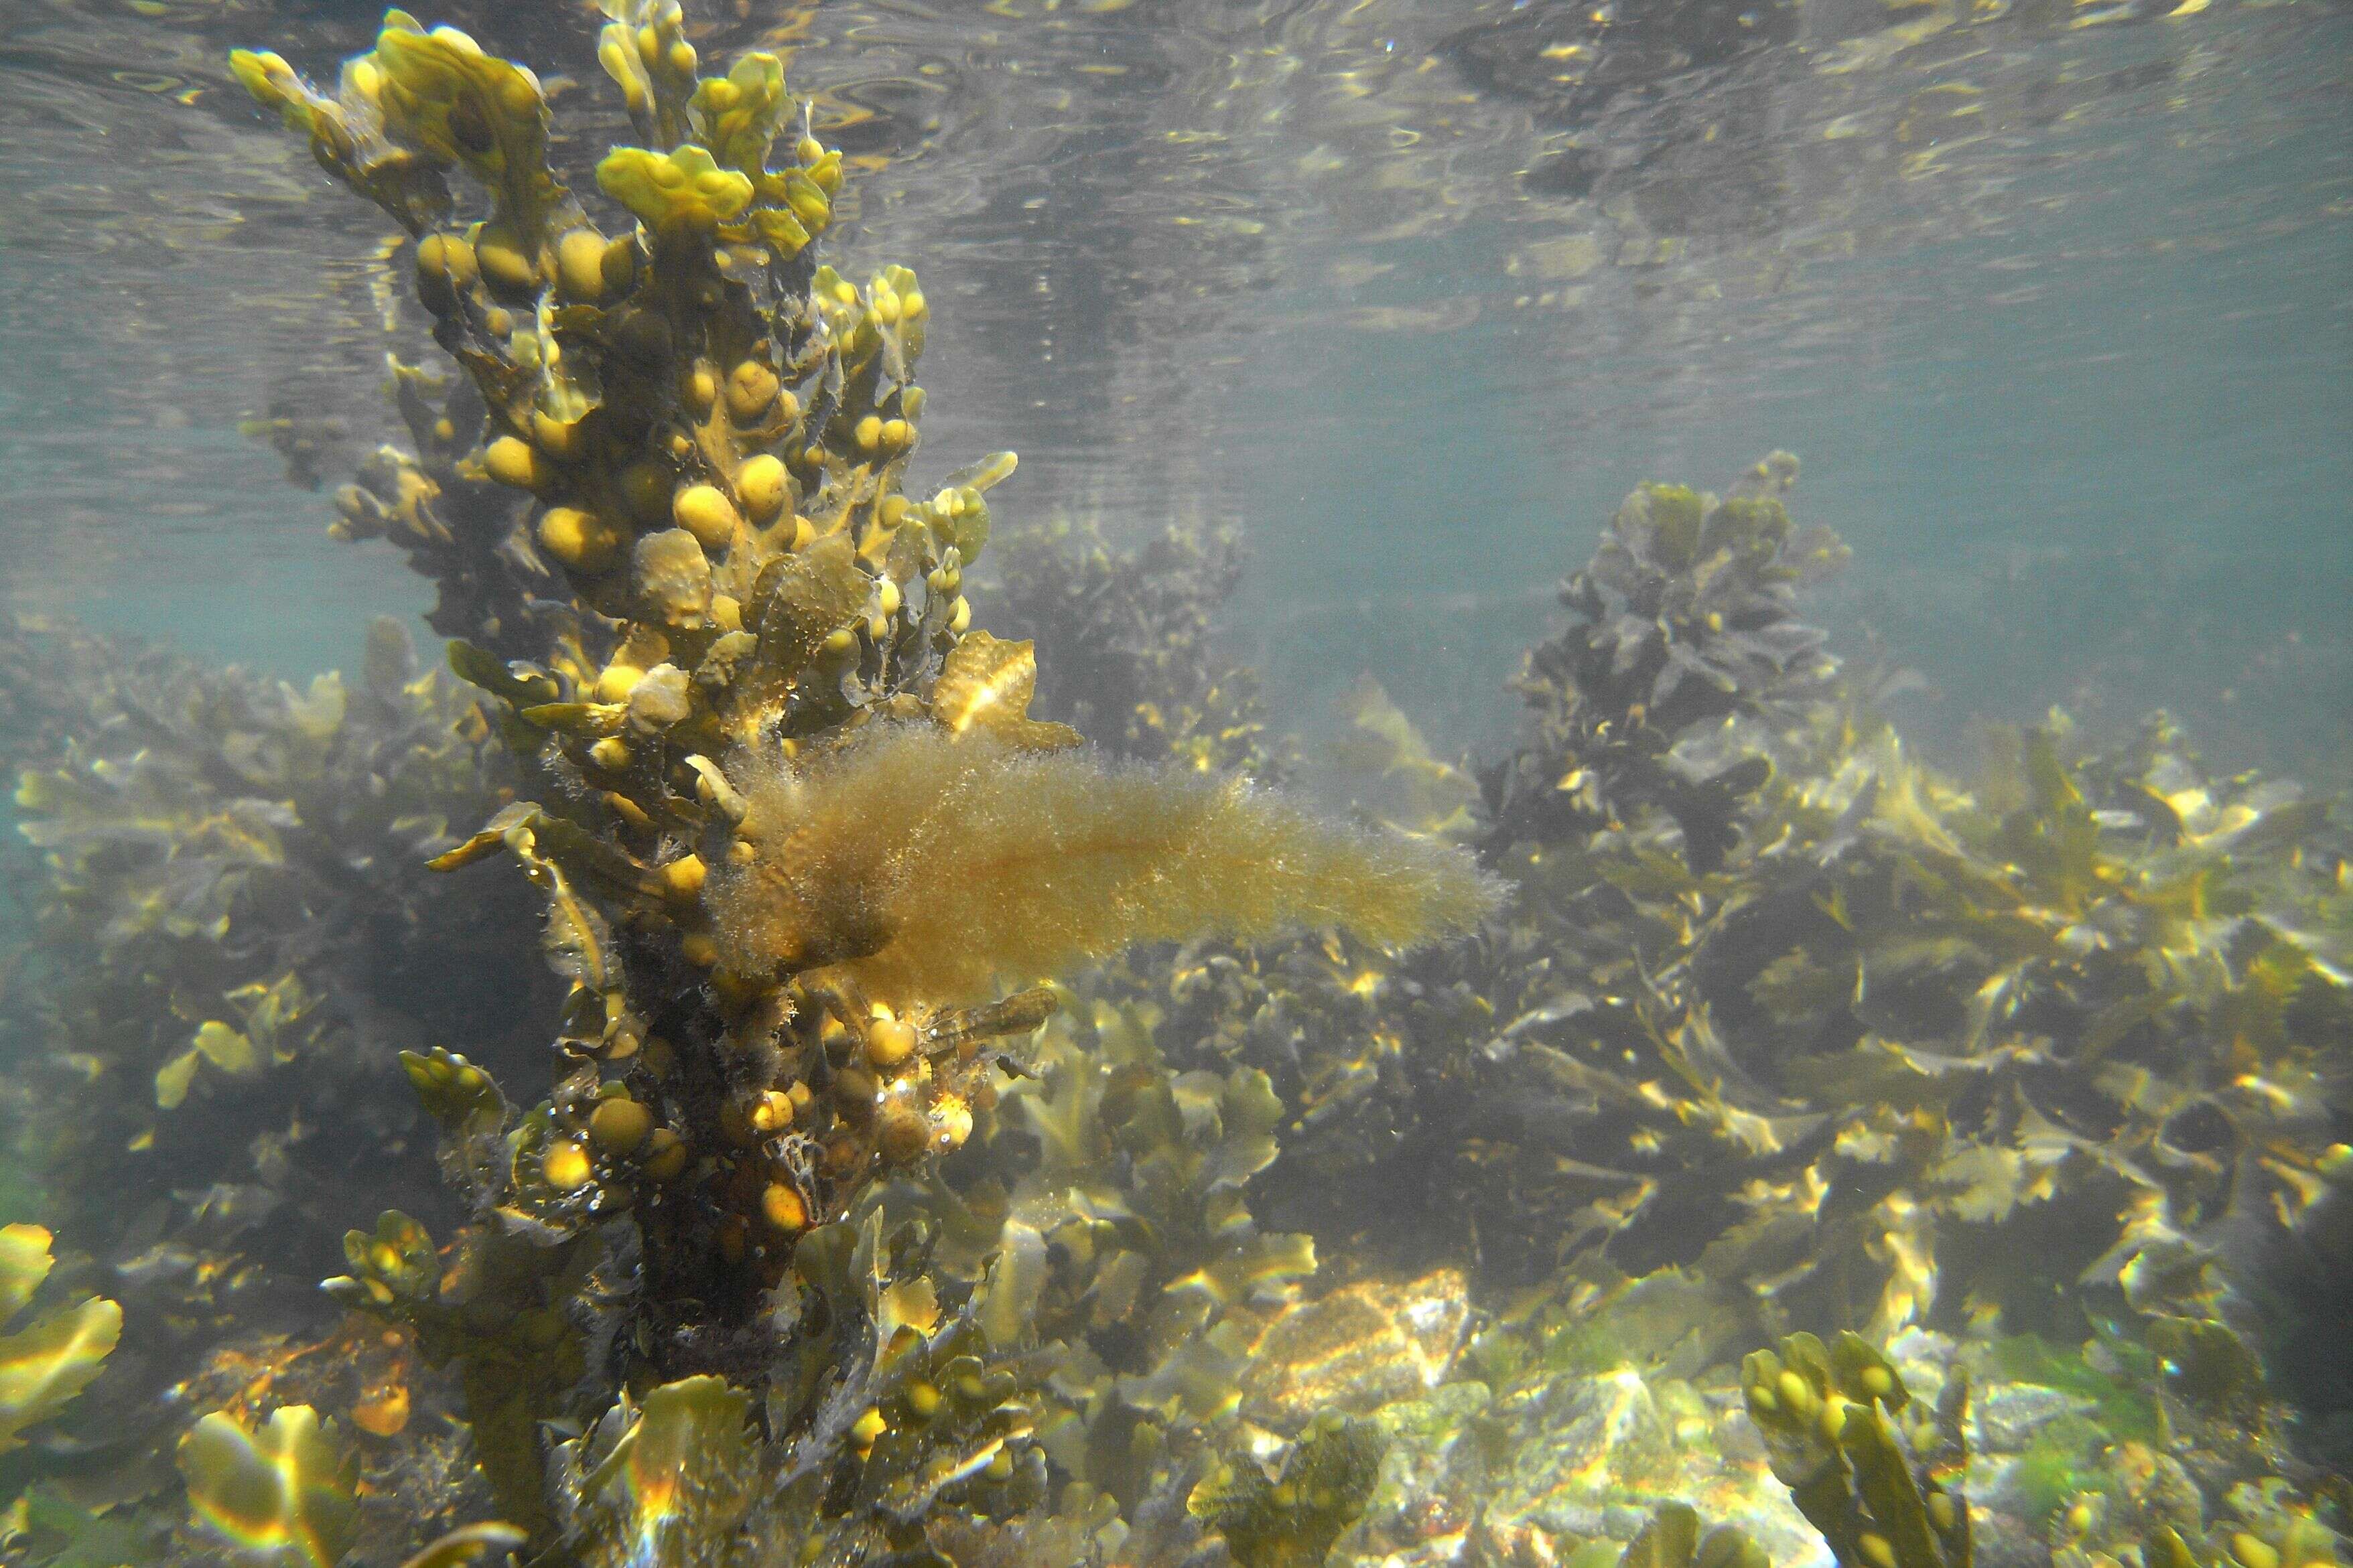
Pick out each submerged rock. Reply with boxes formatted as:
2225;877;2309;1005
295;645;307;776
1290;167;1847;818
1245;1269;1477;1426
1974;1383;2096;1455
1231;1269;1834;1568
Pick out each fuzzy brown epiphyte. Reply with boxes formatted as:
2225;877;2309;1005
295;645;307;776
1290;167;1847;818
706;720;1502;1008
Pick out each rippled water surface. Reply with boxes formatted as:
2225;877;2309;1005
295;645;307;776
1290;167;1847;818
1;0;2348;768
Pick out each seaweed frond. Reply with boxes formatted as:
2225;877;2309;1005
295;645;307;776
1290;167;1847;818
0;1225;120;1456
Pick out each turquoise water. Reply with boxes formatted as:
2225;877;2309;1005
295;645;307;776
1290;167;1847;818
4;1;2345;772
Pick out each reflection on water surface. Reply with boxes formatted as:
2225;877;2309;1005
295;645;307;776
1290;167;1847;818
4;0;2353;776
0;0;2346;750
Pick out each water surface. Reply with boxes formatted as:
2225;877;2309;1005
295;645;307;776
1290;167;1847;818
1;0;2346;767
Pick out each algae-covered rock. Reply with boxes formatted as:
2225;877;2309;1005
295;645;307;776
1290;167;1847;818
1243;1269;1475;1426
236;25;1490;1510
1193;1411;1388;1568
1973;1385;2094;1457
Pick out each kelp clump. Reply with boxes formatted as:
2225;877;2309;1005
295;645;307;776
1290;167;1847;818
1120;457;2352;1514
220;3;1492;1560
870;986;1332;1561
1233;453;2334;1354
1483;450;1847;871
0;612;547;1527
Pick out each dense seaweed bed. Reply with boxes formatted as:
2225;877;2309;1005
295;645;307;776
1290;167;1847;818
0;5;2345;1568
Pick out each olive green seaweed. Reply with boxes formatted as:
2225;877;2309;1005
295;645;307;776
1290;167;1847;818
1187;1411;1388;1568
1741;1332;1970;1568
220;3;1495;1561
0;0;2343;1559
